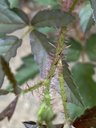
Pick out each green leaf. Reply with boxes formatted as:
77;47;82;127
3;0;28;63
0;0;9;7
65;38;82;62
79;2;93;33
0;36;21;55
0;35;21;87
37;27;57;44
35;0;59;8
15;54;39;85
31;9;74;28
11;8;29;24
30;31;55;77
8;0;19;8
72;63;96;107
86;34;96;61
62;60;83;105
32;30;55;54
67;103;85;120
0;3;28;34
38;27;55;34
90;0;96;22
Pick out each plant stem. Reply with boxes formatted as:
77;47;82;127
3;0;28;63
23;80;44;94
21;26;34;39
46;0;79;92
42;27;67;107
23;79;51;95
47;27;67;86
69;0;79;12
24;0;79;122
58;61;68;118
23;0;79;98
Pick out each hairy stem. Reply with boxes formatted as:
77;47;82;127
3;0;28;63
43;27;67;107
46;0;79;95
46;27;67;88
23;0;79;123
58;63;68;119
23;81;44;94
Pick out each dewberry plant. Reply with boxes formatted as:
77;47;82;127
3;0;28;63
0;0;96;128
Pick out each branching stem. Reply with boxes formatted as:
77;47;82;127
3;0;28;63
21;26;34;39
23;0;79;124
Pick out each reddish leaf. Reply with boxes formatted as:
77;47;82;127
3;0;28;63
0;96;18;121
73;106;96;128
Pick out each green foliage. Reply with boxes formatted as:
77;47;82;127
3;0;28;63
0;35;21;87
0;0;9;7
86;34;96;61
35;0;59;8
65;33;96;62
62;59;83;104
0;3;28;34
0;36;21;56
30;31;50;77
8;0;19;8
37;27;55;34
15;54;39;85
65;38;82;61
11;8;29;24
38;103;55;126
79;2;93;33
31;9;74;28
67;103;85;120
90;0;96;22
72;63;96;107
32;30;55;54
